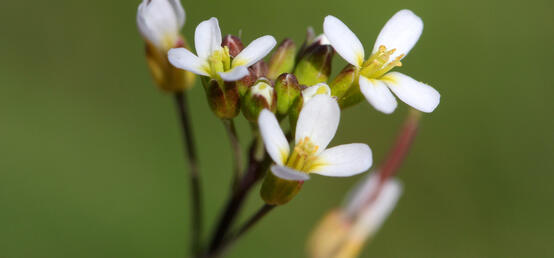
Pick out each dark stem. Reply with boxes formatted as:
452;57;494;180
222;119;243;191
174;91;203;257
207;138;271;255
210;204;276;257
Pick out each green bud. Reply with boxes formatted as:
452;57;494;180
242;79;276;122
260;171;304;205
294;44;334;86
267;39;297;80
274;73;301;117
329;64;359;103
236;68;256;98
203;78;240;119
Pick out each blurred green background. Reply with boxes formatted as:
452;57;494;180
1;0;553;257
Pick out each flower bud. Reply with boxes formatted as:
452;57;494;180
251;61;269;78
144;39;195;92
274;73;301;117
203;78;240;119
267;39;297;80
242;79;276;122
329;65;363;108
137;0;185;51
294;44;334;86
260;167;306;205
222;34;244;57
296;27;316;61
307;210;351;258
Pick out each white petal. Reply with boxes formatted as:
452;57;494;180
271;165;310;181
258;109;290;165
168;48;209;76
344;173;379;217
194;17;222;60
351;179;402;240
372;9;423;61
310;143;372;177
233;35;277;68
137;0;182;49
323;15;365;67
218;66;250;81
312;34;331;45
302;83;331;104
383;72;440;113
295;94;340;153
359;76;398;114
168;0;186;28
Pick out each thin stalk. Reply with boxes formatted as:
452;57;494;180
207;137;271;255
222;119;243;191
174;91;203;257
211;204;276;257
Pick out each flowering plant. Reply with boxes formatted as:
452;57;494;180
136;1;440;257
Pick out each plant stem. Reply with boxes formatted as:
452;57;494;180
222;119;243;191
207;138;271;255
378;109;421;183
210;204;276;257
174;91;203;257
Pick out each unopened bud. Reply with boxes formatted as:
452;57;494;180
203;78;240;119
302;83;331;104
222;34;244;57
329;64;363;108
251;61;268;78
296;27;316;61
267;39;297;80
145;39;195;92
294;44;334;86
307;210;351;258
260;165;308;205
274;73;301;117
242;79;276;122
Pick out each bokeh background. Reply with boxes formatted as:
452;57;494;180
1;0;553;257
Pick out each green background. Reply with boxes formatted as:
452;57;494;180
1;0;553;257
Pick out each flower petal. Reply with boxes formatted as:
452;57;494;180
168;48;209;76
323;15;365;67
258;109;290;165
372;9;423;61
359;76;398;114
168;0;186;28
295;94;340;153
194;17;222;60
233;35;277;68
302;83;331;104
137;0;182;49
383;72;440;113
271;165;310;181
351;179;402;240
310;143;372;177
218;66;250;81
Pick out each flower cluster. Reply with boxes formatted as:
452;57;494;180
136;1;440;257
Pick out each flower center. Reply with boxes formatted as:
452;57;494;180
285;137;320;172
359;45;404;79
207;46;232;78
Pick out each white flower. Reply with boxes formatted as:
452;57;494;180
168;17;277;81
136;0;185;51
258;94;372;181
302;83;331;103
324;10;440;114
346;174;402;242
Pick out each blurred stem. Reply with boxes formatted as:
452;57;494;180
378;109;422;183
210;204;276;257
174;91;203;257
207;136;271;256
222;119;243;191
